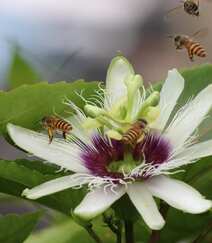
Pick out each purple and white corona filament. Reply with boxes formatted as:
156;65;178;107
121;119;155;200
81;132;172;182
7;56;212;230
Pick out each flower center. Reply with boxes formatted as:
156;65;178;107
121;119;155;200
80;133;172;180
107;153;139;174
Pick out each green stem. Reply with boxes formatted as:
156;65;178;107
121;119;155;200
85;224;102;243
124;220;134;243
103;214;122;243
116;221;123;243
192;221;212;243
72;212;102;243
148;231;160;243
148;202;169;243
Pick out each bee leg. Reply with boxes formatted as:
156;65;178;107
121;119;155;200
188;52;194;61
62;131;67;139
131;137;139;148
48;128;54;144
144;129;149;136
137;135;144;143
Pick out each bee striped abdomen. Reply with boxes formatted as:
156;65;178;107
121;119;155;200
55;119;72;132
184;1;199;16
190;42;206;57
122;128;140;145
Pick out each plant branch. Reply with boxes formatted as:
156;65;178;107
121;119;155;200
103;213;122;243
85;224;103;243
72;212;102;243
192;221;212;243
148;202;169;243
125;220;134;243
116;221;123;243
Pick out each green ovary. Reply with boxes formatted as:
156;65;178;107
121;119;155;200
107;153;140;174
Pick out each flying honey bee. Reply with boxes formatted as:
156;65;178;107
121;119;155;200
122;119;148;147
42;116;72;143
168;29;207;61
167;0;200;17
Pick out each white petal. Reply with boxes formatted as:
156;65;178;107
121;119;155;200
127;183;165;230
175;139;212;161
152;69;184;130
166;85;212;148
74;186;125;220
22;173;89;199
7;123;88;173
105;56;134;109
146;176;212;214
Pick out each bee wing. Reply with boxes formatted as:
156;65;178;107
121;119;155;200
192;28;208;39
166;34;175;39
164;4;183;22
166;5;183;16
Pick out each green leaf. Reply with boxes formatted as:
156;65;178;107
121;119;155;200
184;157;212;199
14;159;66;175
0;80;98;137
134;219;151;243
0;159;85;214
159;209;211;243
25;218;114;243
0;160;54;186
178;64;212;104
7;50;41;89
0;211;41;243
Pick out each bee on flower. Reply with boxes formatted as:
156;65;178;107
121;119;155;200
7;55;212;230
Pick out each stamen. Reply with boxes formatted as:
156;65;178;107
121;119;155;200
165;97;194;132
63;97;86;121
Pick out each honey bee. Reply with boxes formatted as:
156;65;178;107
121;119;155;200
167;0;200;17
122;119;148;147
184;0;200;16
42;116;72;143
168;29;207;61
